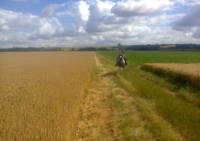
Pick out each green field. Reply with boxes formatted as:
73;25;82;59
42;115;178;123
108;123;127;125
99;51;200;141
100;51;200;64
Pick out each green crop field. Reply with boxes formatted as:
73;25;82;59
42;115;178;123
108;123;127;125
100;51;200;64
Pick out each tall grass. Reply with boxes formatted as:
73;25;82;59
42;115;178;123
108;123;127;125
118;68;200;141
141;63;200;90
0;52;95;141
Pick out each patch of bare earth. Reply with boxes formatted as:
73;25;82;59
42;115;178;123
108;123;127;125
74;56;154;141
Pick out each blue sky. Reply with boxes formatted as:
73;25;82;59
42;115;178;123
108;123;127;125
0;0;200;47
1;0;76;16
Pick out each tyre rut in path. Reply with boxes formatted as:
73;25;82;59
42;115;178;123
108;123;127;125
74;56;155;141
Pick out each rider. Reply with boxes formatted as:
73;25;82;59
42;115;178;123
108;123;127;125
116;43;127;66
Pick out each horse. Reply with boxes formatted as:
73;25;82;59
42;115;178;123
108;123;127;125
116;55;127;69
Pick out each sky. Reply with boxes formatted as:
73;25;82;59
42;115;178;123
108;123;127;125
0;0;200;48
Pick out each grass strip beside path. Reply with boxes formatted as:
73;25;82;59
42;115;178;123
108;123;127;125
118;68;200;141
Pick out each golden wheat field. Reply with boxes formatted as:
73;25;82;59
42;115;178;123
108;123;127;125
145;63;200;76
142;63;200;89
0;52;95;141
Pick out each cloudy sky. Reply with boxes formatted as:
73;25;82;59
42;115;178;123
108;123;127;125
0;0;200;48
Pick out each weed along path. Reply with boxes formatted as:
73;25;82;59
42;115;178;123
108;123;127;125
74;56;156;141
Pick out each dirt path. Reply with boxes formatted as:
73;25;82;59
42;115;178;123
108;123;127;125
74;56;116;141
74;56;155;141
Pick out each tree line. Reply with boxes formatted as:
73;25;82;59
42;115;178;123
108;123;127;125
0;44;200;52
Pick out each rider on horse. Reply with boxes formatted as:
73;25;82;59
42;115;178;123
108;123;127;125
115;44;127;67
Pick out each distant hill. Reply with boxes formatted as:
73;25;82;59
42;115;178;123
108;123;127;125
75;44;200;51
1;44;200;52
0;47;62;52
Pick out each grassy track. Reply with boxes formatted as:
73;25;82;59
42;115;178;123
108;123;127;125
99;51;200;141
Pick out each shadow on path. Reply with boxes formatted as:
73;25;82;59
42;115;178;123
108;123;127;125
101;71;118;77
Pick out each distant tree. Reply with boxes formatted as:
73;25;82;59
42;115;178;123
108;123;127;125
118;43;121;47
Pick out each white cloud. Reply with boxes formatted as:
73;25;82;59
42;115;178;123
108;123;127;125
56;11;73;17
37;18;64;37
41;0;90;21
42;3;66;17
0;33;8;41
1;0;200;48
111;0;173;17
78;1;90;22
173;5;200;38
0;8;65;44
148;13;185;25
85;0;118;33
0;8;38;31
96;0;115;13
